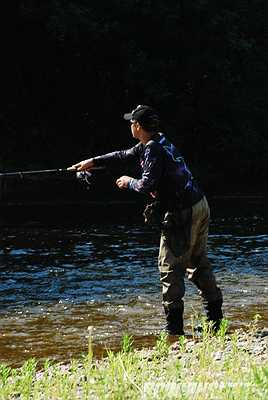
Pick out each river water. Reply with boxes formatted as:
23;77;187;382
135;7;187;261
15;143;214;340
0;199;267;366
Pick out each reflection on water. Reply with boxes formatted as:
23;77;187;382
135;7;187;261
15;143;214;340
0;212;267;366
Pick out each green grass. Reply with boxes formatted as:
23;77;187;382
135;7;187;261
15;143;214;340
0;319;267;399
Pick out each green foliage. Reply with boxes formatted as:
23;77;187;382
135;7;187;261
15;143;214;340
1;0;268;196
121;333;134;354
0;364;12;386
0;325;267;399
217;318;229;339
154;331;170;358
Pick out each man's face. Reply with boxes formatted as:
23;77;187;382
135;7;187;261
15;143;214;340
130;120;139;139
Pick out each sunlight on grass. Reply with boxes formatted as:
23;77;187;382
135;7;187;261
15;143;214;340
0;317;267;399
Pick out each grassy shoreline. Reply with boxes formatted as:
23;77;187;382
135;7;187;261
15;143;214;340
0;319;267;399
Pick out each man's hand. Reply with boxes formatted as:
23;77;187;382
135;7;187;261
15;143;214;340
116;175;132;189
67;158;95;172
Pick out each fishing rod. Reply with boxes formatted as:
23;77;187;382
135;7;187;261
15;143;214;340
0;167;105;178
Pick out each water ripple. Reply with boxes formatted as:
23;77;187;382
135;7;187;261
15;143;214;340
0;217;267;365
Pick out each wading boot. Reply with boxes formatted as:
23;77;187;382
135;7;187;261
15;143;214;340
205;299;223;332
163;304;184;336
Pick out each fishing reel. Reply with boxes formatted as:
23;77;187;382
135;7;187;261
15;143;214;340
76;171;95;189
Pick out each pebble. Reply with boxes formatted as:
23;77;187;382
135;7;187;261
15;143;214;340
169;328;268;363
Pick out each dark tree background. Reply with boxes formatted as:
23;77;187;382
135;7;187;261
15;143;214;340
1;0;267;201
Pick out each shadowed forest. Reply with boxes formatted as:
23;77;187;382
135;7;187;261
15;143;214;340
1;1;267;202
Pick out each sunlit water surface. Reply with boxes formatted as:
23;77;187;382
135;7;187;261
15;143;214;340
0;209;267;366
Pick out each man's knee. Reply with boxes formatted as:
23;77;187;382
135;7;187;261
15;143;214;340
160;268;185;306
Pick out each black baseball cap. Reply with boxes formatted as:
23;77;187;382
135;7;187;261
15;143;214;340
123;105;160;131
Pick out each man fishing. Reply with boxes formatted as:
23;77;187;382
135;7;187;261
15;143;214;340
69;104;223;335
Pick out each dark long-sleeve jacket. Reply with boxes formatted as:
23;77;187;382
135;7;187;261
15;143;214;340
93;133;203;208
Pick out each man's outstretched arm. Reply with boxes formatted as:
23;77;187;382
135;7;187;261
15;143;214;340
68;144;141;172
